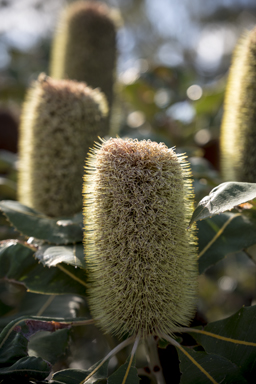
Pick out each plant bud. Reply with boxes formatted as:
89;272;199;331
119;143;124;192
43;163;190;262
83;138;198;338
220;27;256;182
50;1;118;131
18;74;107;217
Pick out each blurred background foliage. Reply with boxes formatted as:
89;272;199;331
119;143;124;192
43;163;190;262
1;0;256;380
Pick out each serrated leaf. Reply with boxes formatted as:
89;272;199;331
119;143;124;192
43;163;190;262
190;182;256;225
0;356;51;380
177;347;247;384
35;243;86;269
188;306;256;382
0;240;87;296
0;200;83;244
53;359;109;384
107;355;139;384
198;212;256;273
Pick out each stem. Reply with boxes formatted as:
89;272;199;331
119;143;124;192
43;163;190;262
80;336;135;384
145;336;166;384
121;334;140;384
161;333;218;384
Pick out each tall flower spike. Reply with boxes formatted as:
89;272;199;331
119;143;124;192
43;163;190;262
18;74;107;217
50;1;118;131
220;26;256;182
83;138;198;338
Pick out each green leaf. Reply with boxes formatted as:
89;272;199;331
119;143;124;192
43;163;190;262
188;306;256;382
0;293;84;330
53;359;109;384
198;212;256;273
35;243;86;269
107;355;139;384
0;240;87;296
177;347;247;384
28;328;70;365
190;182;256;225
0;315;90;370
0;356;51;380
0;200;83;244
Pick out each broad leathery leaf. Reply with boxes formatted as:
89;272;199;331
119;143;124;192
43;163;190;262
35;243;86;269
190;182;256;225
0;293;85;330
0;315;90;368
0;240;87;296
108;355;139;384
0;331;27;366
189;306;256;382
0;356;51;380
0;200;83;244
28;328;70;365
178;347;246;384
53;359;109;384
197;212;256;273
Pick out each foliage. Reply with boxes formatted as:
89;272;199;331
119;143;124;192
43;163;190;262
1;1;256;384
1;180;256;383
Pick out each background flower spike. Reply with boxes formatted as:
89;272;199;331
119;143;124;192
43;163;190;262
18;74;108;217
50;1;119;132
220;26;256;182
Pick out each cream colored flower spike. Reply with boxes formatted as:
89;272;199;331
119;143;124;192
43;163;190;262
18;74;107;217
83;138;198;338
220;27;256;182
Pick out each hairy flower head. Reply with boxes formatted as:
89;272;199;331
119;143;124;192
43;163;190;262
220;27;256;182
18;74;107;217
83;138;198;338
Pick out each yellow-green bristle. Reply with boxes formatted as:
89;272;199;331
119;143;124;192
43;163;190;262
83;138;198;338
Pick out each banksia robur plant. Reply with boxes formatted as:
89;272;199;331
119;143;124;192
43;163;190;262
50;1;118;129
220;26;256;182
83;138;198;339
18;74;107;217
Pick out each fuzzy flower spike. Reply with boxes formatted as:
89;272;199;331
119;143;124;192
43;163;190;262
83;138;198;338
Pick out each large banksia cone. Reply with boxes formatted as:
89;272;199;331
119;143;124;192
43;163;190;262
220;27;256;182
83;138;198;338
50;1;118;129
18;74;107;217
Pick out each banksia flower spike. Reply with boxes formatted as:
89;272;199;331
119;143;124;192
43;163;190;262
18;74;107;217
220;26;256;182
50;1;118;130
83;138;198;339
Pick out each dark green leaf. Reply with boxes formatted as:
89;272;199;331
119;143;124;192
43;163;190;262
29;328;70;365
0;200;83;244
188;306;256;382
190;182;256;225
53;359;109;384
107;355;139;384
178;347;246;384
0;240;87;296
0;293;84;330
0;356;51;380
35;243;86;269
198;213;256;273
0;331;27;366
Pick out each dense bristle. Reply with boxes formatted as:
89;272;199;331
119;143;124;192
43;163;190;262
83;138;198;338
220;27;256;182
18;74;107;217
